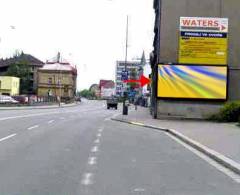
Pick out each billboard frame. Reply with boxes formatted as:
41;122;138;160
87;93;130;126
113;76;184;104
157;63;229;102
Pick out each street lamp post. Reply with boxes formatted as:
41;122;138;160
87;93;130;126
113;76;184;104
122;15;129;115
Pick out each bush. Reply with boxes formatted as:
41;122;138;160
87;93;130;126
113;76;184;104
209;102;240;122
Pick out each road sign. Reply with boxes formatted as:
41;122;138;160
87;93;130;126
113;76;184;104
180;17;228;33
121;71;128;81
179;17;228;65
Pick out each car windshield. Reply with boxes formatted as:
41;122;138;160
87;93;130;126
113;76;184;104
0;0;239;195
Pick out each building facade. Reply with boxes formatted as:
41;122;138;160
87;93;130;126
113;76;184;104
0;53;44;94
37;62;77;99
99;80;115;99
151;0;240;119
0;76;20;96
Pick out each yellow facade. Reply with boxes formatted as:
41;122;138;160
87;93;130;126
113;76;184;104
37;71;76;98
0;76;20;96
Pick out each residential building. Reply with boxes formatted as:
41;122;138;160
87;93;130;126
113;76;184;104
0;52;44;94
37;60;77;99
0;76;20;96
115;61;142;96
99;80;115;99
151;0;240;119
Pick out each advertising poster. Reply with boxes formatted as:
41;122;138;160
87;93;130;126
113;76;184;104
157;64;227;100
179;17;228;65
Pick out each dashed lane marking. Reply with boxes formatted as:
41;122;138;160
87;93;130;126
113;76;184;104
0;133;17;143
81;173;94;185
27;125;39;130
88;157;97;165
94;139;100;144
91;146;99;153
48;120;54;124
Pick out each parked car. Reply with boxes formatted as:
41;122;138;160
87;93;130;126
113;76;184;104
12;95;28;104
75;96;81;102
0;95;19;104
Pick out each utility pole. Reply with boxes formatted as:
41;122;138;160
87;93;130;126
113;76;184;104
122;15;129;115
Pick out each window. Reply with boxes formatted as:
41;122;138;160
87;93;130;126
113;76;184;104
48;77;53;84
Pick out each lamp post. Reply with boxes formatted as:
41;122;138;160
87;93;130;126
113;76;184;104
122;15;129;115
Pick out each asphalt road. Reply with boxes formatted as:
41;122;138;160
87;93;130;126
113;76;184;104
0;100;239;195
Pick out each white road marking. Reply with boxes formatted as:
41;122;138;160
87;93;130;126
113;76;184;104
48;120;54;124
97;133;102;137
94;139;100;144
81;173;94;185
133;188;145;192
0;133;17;142
98;128;103;132
0;108;103;122
91;146;99;153
27;125;39;130
88;157;97;165
166;132;240;183
60;117;65;120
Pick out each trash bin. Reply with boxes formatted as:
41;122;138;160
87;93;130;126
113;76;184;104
123;105;128;115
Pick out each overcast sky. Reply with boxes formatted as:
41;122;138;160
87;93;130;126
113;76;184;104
0;0;154;90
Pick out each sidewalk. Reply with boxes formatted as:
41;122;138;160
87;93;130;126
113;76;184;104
114;106;240;171
0;102;79;110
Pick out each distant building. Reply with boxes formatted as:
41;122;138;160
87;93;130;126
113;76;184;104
89;84;100;98
0;76;20;96
0;52;44;94
37;58;77;98
99;80;115;99
115;61;142;97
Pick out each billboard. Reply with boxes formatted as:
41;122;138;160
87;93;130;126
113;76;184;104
157;65;227;100
179;17;228;65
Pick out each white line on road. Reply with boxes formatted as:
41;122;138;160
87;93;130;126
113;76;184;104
27;125;39;130
97;133;102;137
0;133;17;142
91;146;99;153
166;132;240;183
60;117;65;120
81;173;94;185
98;128;103;132
94;139;100;144
88;157;97;165
48;120;55;124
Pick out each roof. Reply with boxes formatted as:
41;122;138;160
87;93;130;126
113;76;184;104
99;80;115;89
0;53;44;68
40;62;77;75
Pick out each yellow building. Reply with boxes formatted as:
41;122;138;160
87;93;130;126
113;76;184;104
0;76;20;96
37;62;77;98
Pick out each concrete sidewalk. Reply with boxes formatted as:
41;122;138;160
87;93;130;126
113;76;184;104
114;106;240;174
0;102;79;110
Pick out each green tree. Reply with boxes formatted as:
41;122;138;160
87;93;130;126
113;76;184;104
79;89;96;99
5;62;32;94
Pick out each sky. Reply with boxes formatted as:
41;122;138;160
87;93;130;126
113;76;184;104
0;0;154;90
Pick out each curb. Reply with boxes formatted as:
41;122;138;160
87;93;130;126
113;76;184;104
111;118;240;175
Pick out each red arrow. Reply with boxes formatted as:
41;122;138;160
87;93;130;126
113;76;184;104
221;25;226;31
123;75;151;87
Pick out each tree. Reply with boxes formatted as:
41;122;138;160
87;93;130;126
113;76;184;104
79;89;96;99
5;61;32;94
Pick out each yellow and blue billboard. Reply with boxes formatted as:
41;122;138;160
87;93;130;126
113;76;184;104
157;65;227;100
179;17;228;65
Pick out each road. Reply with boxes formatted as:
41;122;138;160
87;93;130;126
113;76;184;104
0;100;239;195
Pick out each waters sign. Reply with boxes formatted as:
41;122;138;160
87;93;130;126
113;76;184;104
179;17;228;65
